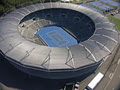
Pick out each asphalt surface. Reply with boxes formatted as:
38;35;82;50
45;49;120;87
114;13;120;19
105;61;120;90
96;45;120;90
79;45;120;90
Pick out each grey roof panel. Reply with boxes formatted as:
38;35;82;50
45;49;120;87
34;3;45;10
2;18;20;24
69;45;94;68
0;35;24;53
91;34;118;51
82;40;109;61
16;8;30;16
43;3;52;9
95;28;119;41
93;17;110;24
25;5;37;13
0;2;119;71
95;22;115;30
21;46;51;68
4;12;24;20
51;3;59;8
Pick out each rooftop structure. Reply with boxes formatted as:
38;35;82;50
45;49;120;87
0;2;119;79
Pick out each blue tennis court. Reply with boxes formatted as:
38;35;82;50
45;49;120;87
88;1;114;11
100;0;120;8
36;26;77;47
80;3;102;13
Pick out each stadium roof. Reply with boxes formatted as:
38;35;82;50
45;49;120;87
0;2;119;71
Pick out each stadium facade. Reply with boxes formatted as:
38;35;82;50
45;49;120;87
0;2;119;79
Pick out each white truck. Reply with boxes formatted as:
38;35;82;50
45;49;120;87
84;72;104;90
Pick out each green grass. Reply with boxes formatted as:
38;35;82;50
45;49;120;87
113;0;119;2
0;0;60;16
79;0;87;2
88;4;104;12
73;0;94;3
107;15;120;31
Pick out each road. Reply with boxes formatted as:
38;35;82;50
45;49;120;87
96;45;120;90
95;59;120;90
105;61;120;90
79;45;120;90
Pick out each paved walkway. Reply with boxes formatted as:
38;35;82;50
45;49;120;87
114;13;120;19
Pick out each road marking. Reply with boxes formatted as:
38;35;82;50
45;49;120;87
109;73;113;79
117;59;120;64
104;63;119;90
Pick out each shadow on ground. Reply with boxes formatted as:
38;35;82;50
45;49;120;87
0;56;65;90
0;55;93;90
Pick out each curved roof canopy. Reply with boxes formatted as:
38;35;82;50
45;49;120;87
0;3;119;71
